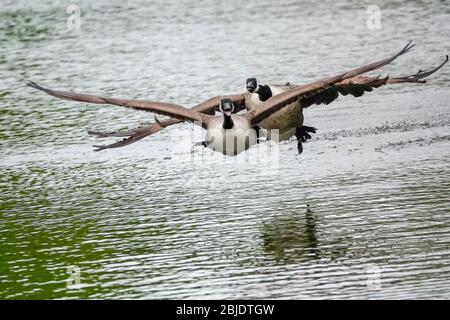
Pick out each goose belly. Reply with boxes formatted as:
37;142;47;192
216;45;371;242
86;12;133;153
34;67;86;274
259;125;296;142
205;117;257;156
258;101;302;131
247;89;303;141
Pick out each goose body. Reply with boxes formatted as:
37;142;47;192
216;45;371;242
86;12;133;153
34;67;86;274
246;84;302;141
205;115;257;156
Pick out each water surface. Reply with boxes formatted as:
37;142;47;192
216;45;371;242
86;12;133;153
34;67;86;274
1;0;449;299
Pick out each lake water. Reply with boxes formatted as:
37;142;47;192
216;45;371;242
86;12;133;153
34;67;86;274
0;0;449;299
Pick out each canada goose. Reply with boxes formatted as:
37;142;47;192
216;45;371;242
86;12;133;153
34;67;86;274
29;42;448;156
245;77;311;153
244;54;449;153
85;43;447;154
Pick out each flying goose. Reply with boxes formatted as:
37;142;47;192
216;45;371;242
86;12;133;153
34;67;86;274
244;49;447;153
28;42;448;156
245;77;315;153
84;42;447;154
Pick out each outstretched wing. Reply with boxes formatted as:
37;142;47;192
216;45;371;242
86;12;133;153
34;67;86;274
90;121;179;151
27;81;210;126
299;55;449;108
248;42;418;125
89;93;247;151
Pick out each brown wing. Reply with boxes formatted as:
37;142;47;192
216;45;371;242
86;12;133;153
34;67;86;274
300;55;449;108
91;121;179;151
190;94;247;115
248;42;417;125
27;81;210;126
89;93;247;151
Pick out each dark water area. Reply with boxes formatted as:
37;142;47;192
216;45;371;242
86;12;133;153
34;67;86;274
0;0;449;299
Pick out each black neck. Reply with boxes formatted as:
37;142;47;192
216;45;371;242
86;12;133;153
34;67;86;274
256;85;272;102
223;114;234;129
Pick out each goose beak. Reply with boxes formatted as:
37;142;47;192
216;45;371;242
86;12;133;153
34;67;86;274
220;98;235;116
246;83;256;92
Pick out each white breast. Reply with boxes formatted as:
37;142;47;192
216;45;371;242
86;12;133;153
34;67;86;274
247;85;303;141
205;115;257;156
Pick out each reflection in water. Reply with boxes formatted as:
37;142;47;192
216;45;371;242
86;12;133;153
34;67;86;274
262;205;319;263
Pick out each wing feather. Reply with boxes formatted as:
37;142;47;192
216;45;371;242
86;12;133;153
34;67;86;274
248;42;416;125
88;94;246;150
300;54;448;109
27;81;210;126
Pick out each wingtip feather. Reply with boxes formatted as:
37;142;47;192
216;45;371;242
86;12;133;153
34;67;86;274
27;80;38;89
400;41;416;55
27;80;47;93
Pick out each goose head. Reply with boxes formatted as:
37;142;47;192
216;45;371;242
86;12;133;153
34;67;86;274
246;78;272;102
219;98;235;129
246;78;258;93
219;98;235;117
